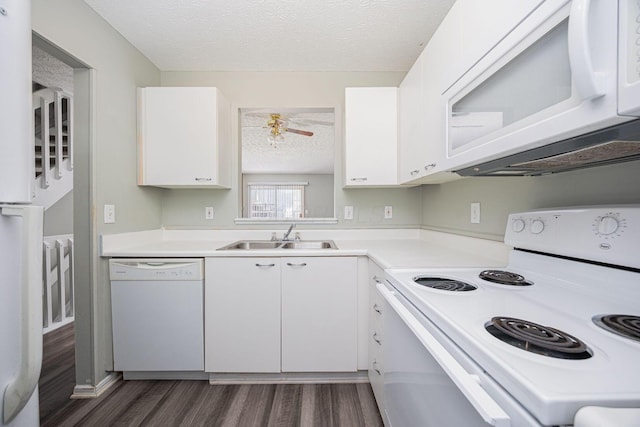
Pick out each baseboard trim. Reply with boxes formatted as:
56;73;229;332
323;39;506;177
208;371;369;385
123;371;209;381
71;372;121;399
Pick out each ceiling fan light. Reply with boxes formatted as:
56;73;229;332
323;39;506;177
267;133;284;147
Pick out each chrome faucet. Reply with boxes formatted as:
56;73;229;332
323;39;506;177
282;223;296;241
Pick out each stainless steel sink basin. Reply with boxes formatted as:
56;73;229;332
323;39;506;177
217;240;337;250
218;240;284;250
280;241;337;249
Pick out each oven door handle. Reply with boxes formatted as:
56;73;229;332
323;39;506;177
377;283;511;427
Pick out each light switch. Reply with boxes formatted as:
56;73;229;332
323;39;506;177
104;204;115;224
470;202;481;224
344;206;354;220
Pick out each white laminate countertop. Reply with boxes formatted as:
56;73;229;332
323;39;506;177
101;228;511;269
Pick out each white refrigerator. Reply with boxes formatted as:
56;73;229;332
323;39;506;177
1;0;44;426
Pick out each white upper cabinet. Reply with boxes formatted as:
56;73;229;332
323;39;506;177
398;52;428;183
137;87;231;188
344;87;402;187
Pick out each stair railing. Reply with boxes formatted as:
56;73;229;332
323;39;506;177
42;234;74;334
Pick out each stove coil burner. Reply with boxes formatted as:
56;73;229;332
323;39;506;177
486;316;592;359
413;277;477;292
593;314;640;343
479;270;533;286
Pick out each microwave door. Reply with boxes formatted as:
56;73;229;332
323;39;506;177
618;0;640;117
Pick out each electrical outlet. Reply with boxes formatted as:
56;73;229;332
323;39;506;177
344;206;354;220
104;204;115;224
384;206;393;219
470;202;481;224
205;206;214;220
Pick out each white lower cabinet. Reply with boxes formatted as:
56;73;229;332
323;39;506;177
204;258;281;372
205;256;357;373
281;257;358;372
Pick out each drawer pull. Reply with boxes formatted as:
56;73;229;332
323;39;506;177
373;332;382;345
255;263;275;268
373;275;383;284
372;360;382;375
286;262;307;267
373;303;382;314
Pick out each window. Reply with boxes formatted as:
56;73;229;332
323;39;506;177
248;182;306;219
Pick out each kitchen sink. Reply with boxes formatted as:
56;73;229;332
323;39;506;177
280;241;337;249
217;240;337;250
218;240;283;250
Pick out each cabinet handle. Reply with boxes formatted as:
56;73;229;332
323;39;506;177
255;263;275;268
350;177;368;181
410;169;420;176
286;262;307;267
372;359;382;375
424;163;436;170
194;177;213;182
373;303;382;314
373;332;382;345
373;275;383;284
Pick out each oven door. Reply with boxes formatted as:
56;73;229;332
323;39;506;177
442;0;622;172
378;282;541;427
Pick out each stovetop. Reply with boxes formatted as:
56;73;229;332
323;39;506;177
385;250;640;426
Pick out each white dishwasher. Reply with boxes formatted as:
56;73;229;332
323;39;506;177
109;258;204;375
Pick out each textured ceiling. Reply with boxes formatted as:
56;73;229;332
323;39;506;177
84;0;456;71
241;108;334;174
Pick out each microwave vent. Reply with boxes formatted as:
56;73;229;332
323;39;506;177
512;141;640;170
456;120;640;176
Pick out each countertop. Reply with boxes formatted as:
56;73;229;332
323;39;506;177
101;228;511;269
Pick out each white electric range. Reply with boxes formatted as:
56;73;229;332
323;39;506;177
381;206;640;427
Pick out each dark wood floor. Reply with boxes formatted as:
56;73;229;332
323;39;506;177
39;324;383;426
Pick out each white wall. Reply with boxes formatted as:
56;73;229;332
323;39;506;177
44;191;73;236
422;160;640;240
160;71;423;229
32;0;162;387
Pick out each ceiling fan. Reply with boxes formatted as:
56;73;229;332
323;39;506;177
241;109;334;147
267;113;314;138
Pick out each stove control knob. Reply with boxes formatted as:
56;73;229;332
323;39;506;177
597;216;619;235
530;219;545;234
512;219;525;233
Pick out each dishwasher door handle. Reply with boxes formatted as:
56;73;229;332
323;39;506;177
111;261;198;270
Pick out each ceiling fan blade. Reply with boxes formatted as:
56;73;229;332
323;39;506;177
285;128;314;137
289;118;334;126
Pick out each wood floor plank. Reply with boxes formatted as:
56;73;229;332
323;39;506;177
267;383;303;427
355;382;384;427
40;323;384;427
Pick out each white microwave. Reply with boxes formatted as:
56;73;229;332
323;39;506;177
442;0;640;173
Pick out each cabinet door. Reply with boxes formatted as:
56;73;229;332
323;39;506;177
281;257;358;372
204;258;281;373
398;53;428;183
344;87;398;186
138;87;230;188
